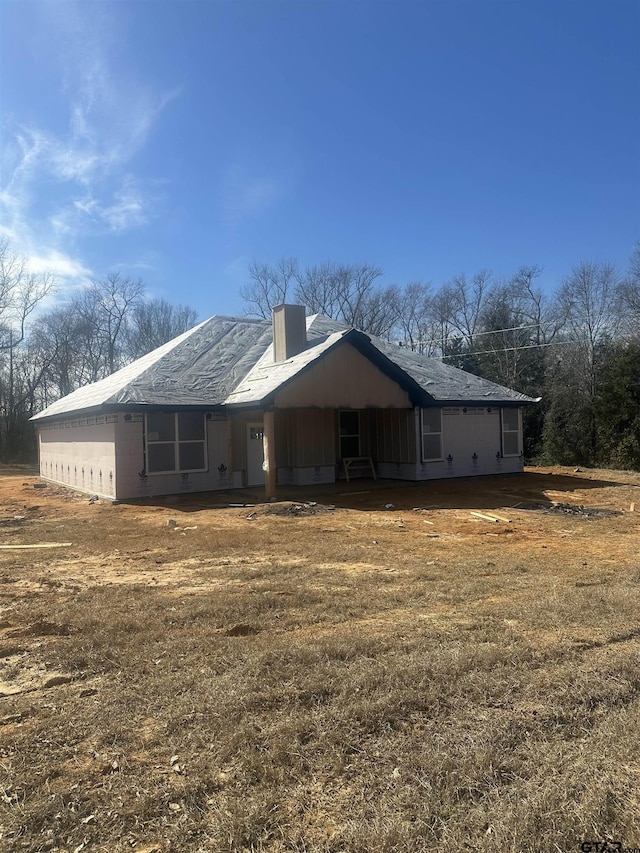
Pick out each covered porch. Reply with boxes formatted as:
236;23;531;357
229;402;524;499
229;406;419;496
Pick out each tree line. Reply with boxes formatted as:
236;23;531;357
1;237;638;470
0;239;197;461
241;250;640;470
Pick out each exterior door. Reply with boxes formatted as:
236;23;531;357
246;423;265;486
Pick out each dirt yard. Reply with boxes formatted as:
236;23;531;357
1;466;640;852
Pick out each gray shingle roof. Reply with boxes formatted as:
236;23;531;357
32;312;538;421
31;316;272;419
306;315;539;405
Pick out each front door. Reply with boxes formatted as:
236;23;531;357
246;423;265;486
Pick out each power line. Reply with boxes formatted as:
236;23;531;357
396;321;558;353
440;339;578;360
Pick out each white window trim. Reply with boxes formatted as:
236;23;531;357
145;412;208;475
421;408;443;462
501;408;521;458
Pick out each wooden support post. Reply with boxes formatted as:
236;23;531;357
263;410;277;500
226;417;233;488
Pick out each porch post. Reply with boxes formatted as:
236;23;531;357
226;417;233;488
263;410;277;500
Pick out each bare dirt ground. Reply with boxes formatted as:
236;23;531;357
1;466;640;852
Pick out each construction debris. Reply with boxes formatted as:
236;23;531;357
470;512;500;523
513;501;623;519
550;503;623;518
0;542;73;550
470;511;512;523
262;502;336;517
0;516;27;526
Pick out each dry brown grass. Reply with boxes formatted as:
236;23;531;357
1;467;640;852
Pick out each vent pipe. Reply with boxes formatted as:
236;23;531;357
272;304;307;363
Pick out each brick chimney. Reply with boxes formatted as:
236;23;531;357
272;304;307;363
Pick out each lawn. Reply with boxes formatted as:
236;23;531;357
1;467;639;852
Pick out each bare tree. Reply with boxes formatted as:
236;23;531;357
125;298;198;359
629;241;640;283
29;297;120;399
30;306;88;399
430;284;458;359
509;265;565;345
618;242;640;335
421;270;494;367
556;260;622;392
475;284;529;387
550;260;622;460
390;281;435;353
474;266;564;389
0;251;200;459
75;272;145;377
446;270;492;350
294;262;341;318
0;239;55;349
240;257;298;318
240;258;396;335
0;241;56;460
350;283;399;338
30;290;199;406
294;262;390;333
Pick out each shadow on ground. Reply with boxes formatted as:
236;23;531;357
123;469;632;514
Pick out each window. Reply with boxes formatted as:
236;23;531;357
339;411;360;458
502;408;520;457
145;412;207;474
421;408;442;461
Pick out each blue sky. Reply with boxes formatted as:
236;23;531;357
1;0;639;319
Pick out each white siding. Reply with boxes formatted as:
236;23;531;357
442;407;502;475
114;414;232;499
377;406;524;481
37;403;526;498
38;417;118;499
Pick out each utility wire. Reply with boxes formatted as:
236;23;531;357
440;339;578;360
396;321;552;352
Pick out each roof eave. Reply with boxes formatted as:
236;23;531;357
431;397;541;407
31;401;228;423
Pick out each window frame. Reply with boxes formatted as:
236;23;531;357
339;410;361;459
421;407;443;462
501;408;521;458
144;412;208;475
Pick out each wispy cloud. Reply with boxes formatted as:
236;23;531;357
221;164;288;226
27;250;91;281
0;1;179;287
50;176;152;237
